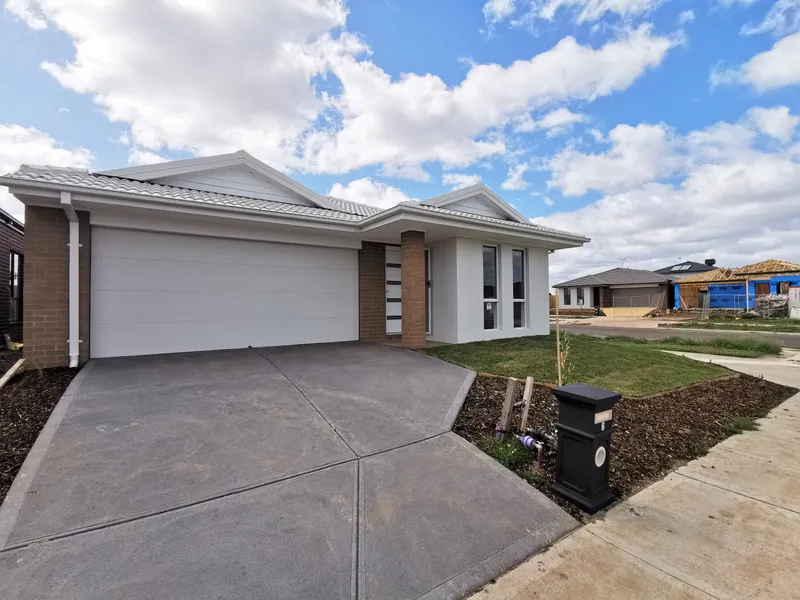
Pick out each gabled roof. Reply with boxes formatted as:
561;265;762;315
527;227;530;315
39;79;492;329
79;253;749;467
419;184;529;224
677;268;741;284
654;261;715;275
0;207;24;233
97;150;339;211
554;267;670;288
733;259;800;276
1;165;365;222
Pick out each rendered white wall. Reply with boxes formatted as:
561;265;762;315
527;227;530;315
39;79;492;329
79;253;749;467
448;196;508;219
427;238;459;343
91;228;358;358
453;238;550;343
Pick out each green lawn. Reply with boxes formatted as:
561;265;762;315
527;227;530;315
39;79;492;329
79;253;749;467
663;318;800;334
421;334;731;396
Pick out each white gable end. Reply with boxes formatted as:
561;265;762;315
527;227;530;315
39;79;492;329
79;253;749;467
447;195;509;220
153;165;314;206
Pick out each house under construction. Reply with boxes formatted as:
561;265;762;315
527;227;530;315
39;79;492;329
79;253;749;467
675;259;800;310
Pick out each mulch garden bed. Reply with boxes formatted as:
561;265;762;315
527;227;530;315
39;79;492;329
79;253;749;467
455;373;797;521
0;352;77;506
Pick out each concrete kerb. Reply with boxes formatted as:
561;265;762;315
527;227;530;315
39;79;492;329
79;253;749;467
441;370;477;430
0;361;95;549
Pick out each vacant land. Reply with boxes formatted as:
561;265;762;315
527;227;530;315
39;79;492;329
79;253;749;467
455;374;796;520
663;317;800;334
422;334;731;396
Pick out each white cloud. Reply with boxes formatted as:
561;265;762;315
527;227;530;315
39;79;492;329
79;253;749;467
442;172;482;190
329;178;416;209
741;0;800;36
5;0;48;29
538;109;800;285
712;31;800;91
678;9;695;24
747;106;800;141
6;2;677;177
379;163;431;182
543;196;555;206
516;107;587;135
128;148;169;166
535;0;667;24
57;106;70;113
483;0;518;24
502;163;529;190
549;123;677;195
0;124;92;220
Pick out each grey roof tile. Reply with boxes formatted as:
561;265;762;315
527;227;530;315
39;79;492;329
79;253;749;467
399;202;587;239
4;166;365;222
555;267;669;288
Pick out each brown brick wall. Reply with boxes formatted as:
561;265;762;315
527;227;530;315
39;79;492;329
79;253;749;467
359;241;387;342
0;217;24;341
401;230;426;349
23;206;90;368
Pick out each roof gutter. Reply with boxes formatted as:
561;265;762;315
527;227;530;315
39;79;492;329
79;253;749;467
359;203;591;245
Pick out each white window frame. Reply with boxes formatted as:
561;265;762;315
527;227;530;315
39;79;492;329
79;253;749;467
483;245;499;331
512;249;526;329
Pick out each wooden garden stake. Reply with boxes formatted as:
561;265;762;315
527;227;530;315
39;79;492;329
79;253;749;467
497;377;517;440
519;376;534;433
556;300;563;386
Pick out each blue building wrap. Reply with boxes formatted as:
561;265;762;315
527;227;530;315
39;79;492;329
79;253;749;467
709;284;747;309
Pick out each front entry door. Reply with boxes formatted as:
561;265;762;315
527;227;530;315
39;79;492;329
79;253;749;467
425;249;431;335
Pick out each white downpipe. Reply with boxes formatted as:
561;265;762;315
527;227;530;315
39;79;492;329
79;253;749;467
61;191;80;368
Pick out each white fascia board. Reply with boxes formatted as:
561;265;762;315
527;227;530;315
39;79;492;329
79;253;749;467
420;184;529;224
359;204;589;248
96;150;339;212
608;283;664;289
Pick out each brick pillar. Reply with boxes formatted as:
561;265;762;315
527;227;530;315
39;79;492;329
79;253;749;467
359;242;386;342
23;206;91;368
401;230;426;349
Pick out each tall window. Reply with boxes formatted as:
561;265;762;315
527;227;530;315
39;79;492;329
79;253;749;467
512;250;526;328
577;287;585;306
483;246;498;330
8;251;22;323
564;287;571;305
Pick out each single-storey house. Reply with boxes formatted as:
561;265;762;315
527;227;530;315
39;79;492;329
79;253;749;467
0;207;24;342
553;267;671;316
654;259;716;280
675;259;800;310
0;151;589;368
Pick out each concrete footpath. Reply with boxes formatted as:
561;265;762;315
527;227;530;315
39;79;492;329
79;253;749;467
473;354;800;600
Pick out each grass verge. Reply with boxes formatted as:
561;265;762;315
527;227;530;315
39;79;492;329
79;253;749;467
603;334;782;358
422;333;730;396
663;319;800;334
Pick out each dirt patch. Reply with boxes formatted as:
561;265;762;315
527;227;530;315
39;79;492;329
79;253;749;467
0;365;77;505
0;349;21;376
454;373;797;521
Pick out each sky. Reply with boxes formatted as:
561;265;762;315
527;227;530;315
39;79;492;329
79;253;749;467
1;0;799;286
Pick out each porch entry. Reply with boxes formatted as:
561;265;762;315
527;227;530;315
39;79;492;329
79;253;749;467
386;246;431;336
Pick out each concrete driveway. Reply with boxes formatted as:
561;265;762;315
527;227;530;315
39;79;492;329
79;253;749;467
0;342;574;600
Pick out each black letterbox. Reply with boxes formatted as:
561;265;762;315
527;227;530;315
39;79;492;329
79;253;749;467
551;383;620;514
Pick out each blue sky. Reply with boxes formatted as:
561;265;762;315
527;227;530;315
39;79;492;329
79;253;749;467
1;0;799;282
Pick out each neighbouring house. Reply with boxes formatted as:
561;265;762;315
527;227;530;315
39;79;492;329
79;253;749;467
553;268;671;316
675;259;800;310
654;259;717;280
0;207;24;343
0;151;589;367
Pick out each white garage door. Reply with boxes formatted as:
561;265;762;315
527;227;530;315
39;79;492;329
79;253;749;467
91;228;358;358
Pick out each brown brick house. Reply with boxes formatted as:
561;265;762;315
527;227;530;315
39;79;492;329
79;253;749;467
0;151;589;368
0;207;24;342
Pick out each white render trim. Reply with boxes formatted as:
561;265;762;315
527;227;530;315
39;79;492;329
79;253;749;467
608;283;663;289
60;191;80;368
96;150;339;212
419;184;529;224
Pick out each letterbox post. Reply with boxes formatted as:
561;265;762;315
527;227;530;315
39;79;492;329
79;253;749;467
551;383;620;514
